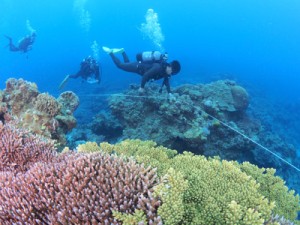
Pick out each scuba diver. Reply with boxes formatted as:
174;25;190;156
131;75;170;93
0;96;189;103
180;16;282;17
59;56;101;90
4;32;36;53
102;46;181;97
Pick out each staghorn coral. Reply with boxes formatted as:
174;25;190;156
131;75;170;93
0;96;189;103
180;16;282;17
0;120;56;173
0;152;162;224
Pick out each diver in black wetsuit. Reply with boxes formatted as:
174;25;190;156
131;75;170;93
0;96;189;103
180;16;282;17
59;56;101;90
102;47;181;96
4;32;36;53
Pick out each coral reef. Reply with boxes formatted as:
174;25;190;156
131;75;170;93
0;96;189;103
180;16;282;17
104;80;252;154
0;118;299;224
86;80;298;192
0;78;79;148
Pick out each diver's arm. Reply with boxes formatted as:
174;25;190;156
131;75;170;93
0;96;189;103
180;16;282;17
141;63;160;88
159;77;171;93
95;65;101;83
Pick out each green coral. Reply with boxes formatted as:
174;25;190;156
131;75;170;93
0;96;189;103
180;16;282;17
86;139;299;224
77;141;101;153
113;209;147;225
236;162;300;223
153;168;188;225
171;153;274;224
100;139;177;175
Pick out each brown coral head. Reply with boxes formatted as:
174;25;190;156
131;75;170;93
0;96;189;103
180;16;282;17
231;85;249;111
57;91;80;113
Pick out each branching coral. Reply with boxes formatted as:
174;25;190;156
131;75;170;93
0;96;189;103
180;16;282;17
0;152;162;224
100;139;300;225
77;141;101;153
237;162;300;221
0;121;56;173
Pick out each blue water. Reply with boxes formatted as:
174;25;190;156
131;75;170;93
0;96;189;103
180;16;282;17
1;0;300;187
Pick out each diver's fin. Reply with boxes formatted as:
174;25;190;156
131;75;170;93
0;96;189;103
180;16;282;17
102;46;124;54
102;46;112;54
112;48;124;54
3;35;11;40
58;75;70;90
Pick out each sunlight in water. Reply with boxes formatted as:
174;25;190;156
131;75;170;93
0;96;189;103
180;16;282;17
140;8;165;52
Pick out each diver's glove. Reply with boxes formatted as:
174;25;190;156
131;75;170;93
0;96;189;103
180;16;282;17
168;93;176;102
138;87;145;94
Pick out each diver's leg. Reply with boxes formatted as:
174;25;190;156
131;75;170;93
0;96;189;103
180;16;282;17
122;52;130;63
4;35;19;52
110;53;139;73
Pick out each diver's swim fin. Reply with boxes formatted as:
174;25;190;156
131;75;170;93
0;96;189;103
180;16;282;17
3;35;11;40
102;46;112;54
59;75;70;90
102;46;124;54
112;48;124;54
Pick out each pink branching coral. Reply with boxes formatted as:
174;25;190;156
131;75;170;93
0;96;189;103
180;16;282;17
0;121;56;173
0;152;162;224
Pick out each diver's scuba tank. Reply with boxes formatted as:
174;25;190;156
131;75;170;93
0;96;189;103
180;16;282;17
136;51;168;63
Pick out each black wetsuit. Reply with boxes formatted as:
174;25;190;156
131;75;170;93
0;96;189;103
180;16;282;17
5;33;36;53
70;58;101;83
110;52;171;93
